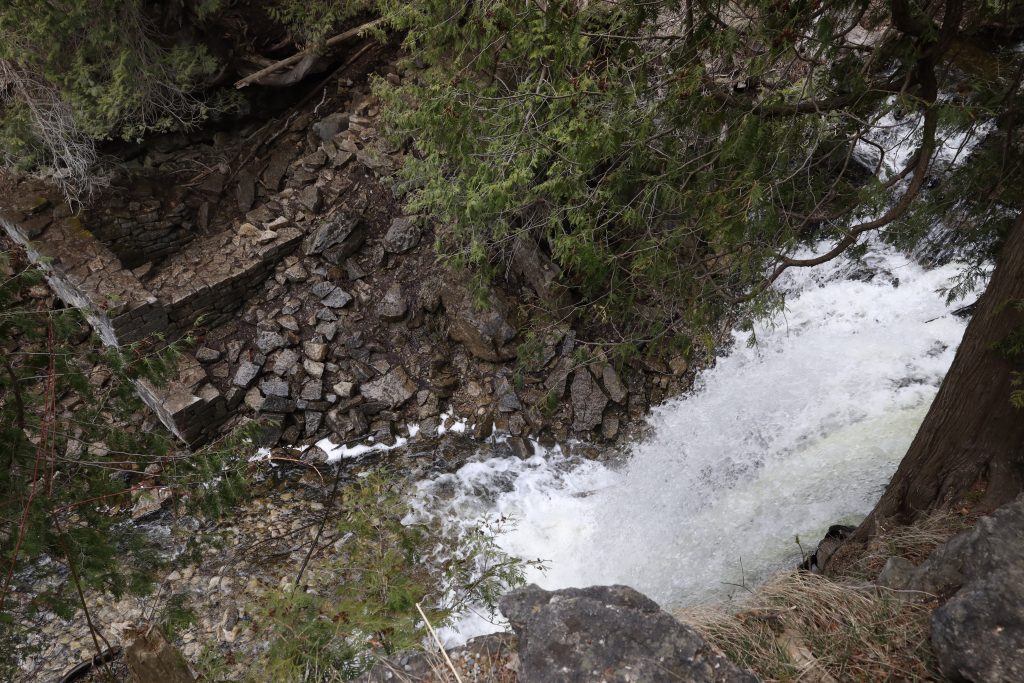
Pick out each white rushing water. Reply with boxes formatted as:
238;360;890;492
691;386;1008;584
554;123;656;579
409;241;982;643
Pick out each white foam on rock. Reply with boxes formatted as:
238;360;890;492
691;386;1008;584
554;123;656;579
314;435;408;462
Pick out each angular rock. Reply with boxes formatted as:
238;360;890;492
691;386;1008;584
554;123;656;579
383;216;421;254
236;170;256;212
602;365;628;404
601;413;620;440
304;411;324;436
261;396;296;413
262;148;293;192
501;584;756;683
272;348;301;376
277;315;300;332
298;185;322;213
360;367;416;408
571;369;607;432
312;281;336;298
345;258;367;281
315;322;338;342
313;112;349;141
356;146;395;174
332;381;355;398
283;264;308;283
322;287;353;309
304;210;366;264
232;361;262;388
244;387;264;411
377;283;407;322
260;377;290;398
303;359;325;378
303;341;328;362
195;346;221;363
494;376;521;413
255;330;287;354
300;379;323;402
511;235;570;308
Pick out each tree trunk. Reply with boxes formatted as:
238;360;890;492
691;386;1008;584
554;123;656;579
853;213;1024;541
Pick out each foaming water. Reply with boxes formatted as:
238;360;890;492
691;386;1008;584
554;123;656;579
410;242;980;642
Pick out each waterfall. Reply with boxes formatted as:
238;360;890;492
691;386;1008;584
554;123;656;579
409;240;982;643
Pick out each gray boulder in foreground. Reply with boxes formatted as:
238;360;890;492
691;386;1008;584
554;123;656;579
875;494;1024;682
928;496;1024;682
500;584;757;683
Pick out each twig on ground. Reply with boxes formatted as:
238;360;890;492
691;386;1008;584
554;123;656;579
416;602;464;683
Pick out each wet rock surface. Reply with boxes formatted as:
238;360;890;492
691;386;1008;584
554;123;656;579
501;584;758;682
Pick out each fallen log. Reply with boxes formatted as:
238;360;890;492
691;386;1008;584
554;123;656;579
234;18;383;89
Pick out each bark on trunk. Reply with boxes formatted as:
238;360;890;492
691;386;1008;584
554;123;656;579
854;213;1024;540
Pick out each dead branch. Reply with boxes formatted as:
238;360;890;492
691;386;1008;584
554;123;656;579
234;18;384;89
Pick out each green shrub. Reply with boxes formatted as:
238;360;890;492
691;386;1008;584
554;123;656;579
253;468;540;681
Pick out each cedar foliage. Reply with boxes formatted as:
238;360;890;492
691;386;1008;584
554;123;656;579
0;242;251;679
250;469;539;682
374;0;1024;351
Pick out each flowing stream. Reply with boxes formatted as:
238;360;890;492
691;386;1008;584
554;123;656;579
408;241;981;643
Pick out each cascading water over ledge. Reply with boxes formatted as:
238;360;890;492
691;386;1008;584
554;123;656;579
407;240;984;644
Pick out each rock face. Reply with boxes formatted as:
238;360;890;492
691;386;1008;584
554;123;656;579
500;584;757;683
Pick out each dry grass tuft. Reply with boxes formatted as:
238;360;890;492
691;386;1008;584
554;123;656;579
678;572;940;682
834;509;976;582
677;511;984;681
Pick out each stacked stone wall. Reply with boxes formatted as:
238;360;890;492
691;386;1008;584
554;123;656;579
90;197;198;269
0;177;304;445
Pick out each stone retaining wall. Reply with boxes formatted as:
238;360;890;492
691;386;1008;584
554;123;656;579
91;197;197;269
0;178;303;445
0;190;168;346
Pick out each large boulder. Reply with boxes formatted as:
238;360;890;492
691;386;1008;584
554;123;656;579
932;575;1024;683
877;495;1024;598
500;584;757;683
928;497;1024;682
874;495;1024;681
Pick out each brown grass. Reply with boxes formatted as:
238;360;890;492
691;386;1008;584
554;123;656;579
677;510;984;682
832;509;977;581
678;573;940;682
